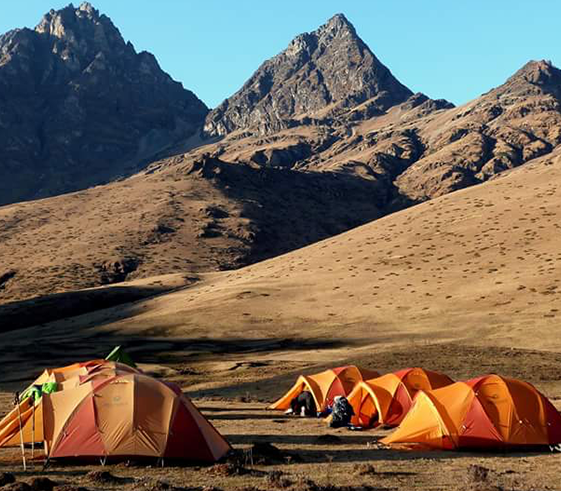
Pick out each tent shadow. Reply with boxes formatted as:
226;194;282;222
205;412;292;421
222;433;557;463
225;433;380;446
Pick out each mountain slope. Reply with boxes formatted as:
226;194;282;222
0;2;208;206
3;58;561;305
101;146;561;352
0;153;385;304
2;146;560;383
204;14;413;136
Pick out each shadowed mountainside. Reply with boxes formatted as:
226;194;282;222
0;2;207;206
0;155;387;303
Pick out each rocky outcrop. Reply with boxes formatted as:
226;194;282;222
204;13;412;137
0;2;208;206
395;60;561;201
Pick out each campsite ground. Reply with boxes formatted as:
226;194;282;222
1;343;560;491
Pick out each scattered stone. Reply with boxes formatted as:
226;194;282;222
85;470;120;484
265;470;292;488
354;463;377;476
315;434;342;444
0;473;16;487
206;463;251;477
466;465;491;483
30;478;56;491
132;478;179;491
2;483;32;491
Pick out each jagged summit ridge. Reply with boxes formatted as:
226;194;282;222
317;13;358;39
204;14;413;136
506;59;561;95
0;3;209;206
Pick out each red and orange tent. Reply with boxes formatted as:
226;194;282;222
347;367;453;428
44;373;231;462
1;366;231;463
382;374;561;449
0;361;139;448
30;359;108;387
269;365;380;412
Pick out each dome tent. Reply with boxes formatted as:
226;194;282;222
0;361;139;448
382;374;561;449
43;373;231;462
1;371;231;463
347;367;453;428
269;365;380;412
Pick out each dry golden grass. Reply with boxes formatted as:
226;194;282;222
12;145;559;356
0;167;251;304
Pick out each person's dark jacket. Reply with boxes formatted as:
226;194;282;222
329;396;354;427
290;391;317;416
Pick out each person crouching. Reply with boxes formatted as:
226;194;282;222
285;390;317;416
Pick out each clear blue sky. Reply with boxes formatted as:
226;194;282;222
2;2;559;109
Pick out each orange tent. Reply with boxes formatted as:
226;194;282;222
347;368;453;428
0;396;45;448
0;362;141;448
269;365;380;412
382;374;561;449
30;359;107;387
43;373;231;462
58;362;140;390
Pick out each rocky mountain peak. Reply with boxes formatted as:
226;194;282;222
204;14;412;137
284;15;356;59
34;2;126;62
489;59;561;101
319;13;356;37
0;3;208;206
78;2;97;14
514;59;561;86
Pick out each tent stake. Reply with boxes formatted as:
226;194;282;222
15;392;27;471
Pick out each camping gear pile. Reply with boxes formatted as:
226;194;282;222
271;365;561;450
0;347;230;465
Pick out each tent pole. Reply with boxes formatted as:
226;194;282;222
31;396;36;464
15;392;27;471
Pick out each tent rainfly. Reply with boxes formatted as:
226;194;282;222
1;367;230;463
269;365;380;412
0;361;140;447
347;367;454;428
382;374;561;449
